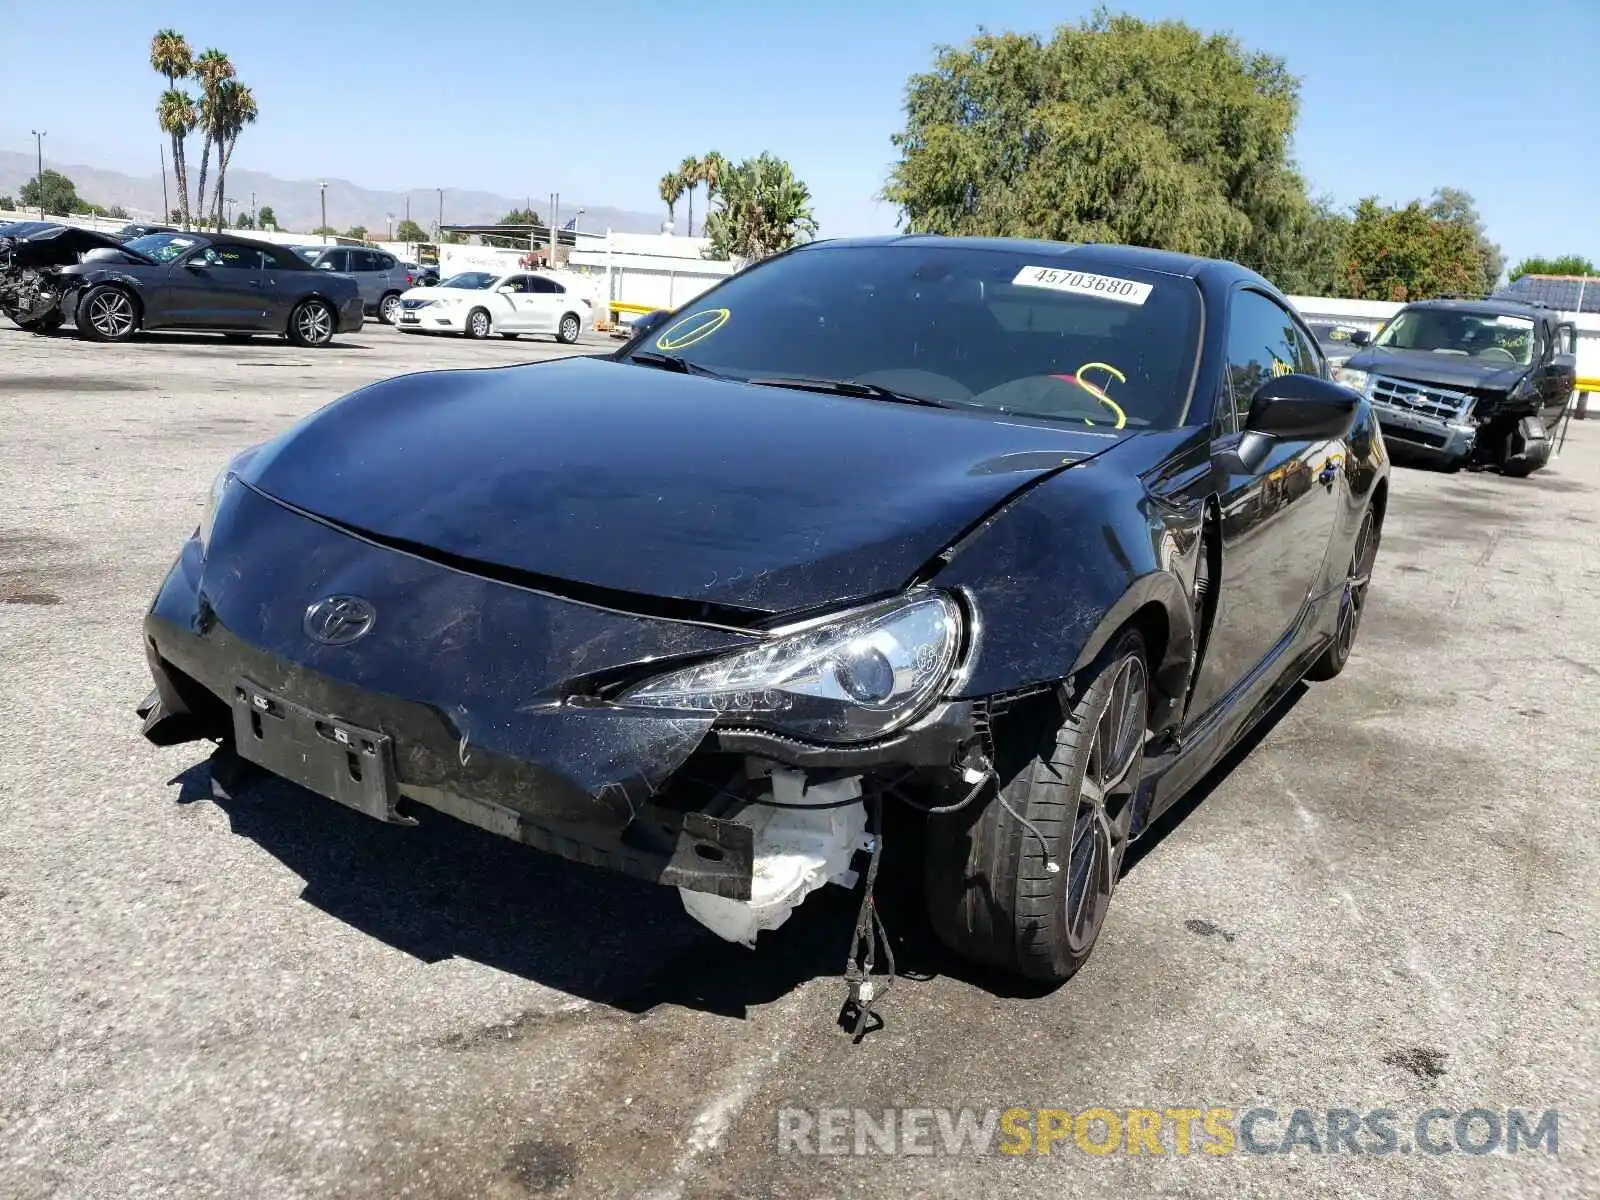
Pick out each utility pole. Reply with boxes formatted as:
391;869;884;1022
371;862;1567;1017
250;191;256;227
30;129;46;218
319;181;328;239
437;188;444;240
550;192;560;263
385;212;394;240
160;143;169;224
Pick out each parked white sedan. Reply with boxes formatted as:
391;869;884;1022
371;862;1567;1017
394;270;591;342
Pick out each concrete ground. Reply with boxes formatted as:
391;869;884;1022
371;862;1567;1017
0;322;1595;1200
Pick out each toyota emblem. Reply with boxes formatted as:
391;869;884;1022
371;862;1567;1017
303;595;376;646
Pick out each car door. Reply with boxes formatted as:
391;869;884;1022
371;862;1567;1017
166;243;266;328
494;274;533;330
259;245;308;329
1186;286;1345;718
524;274;564;333
1537;319;1578;427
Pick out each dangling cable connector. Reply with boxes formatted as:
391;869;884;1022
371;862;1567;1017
839;792;895;1042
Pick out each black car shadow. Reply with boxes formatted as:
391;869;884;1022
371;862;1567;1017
168;683;1308;1019
171;749;870;1019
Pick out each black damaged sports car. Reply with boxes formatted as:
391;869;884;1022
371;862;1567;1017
0;224;362;346
137;236;1388;986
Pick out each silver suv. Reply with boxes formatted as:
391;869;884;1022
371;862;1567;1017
297;246;416;325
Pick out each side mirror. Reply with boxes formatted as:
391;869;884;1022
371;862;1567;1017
629;309;671;338
317;261;334;270
1348;329;1371;347
496;284;515;294
1245;373;1360;441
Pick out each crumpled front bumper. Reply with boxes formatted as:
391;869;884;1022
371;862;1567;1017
140;481;979;898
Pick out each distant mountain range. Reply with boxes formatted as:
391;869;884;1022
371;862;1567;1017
0;150;662;237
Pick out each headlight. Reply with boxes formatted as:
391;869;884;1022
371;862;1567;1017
1335;367;1369;392
617;592;964;744
198;445;263;552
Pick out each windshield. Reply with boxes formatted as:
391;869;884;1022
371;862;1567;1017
439;272;497;290
1372;308;1535;366
621;245;1202;430
124;232;202;263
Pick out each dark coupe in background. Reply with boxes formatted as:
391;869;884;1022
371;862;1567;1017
138;236;1387;984
0;224;362;346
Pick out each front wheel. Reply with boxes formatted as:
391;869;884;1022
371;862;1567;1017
556;312;581;344
78;285;138;343
465;308;491;339
287;298;335;348
925;628;1150;982
1306;505;1379;681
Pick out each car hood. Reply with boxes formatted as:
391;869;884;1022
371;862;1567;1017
1345;346;1528;392
0;222;151;268
242;356;1133;617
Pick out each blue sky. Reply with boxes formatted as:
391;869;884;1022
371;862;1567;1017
1;0;1595;272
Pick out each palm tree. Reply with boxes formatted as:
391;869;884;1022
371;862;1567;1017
700;151;730;219
702;153;818;265
211;82;258;233
658;171;683;232
150;30;194;227
677;155;703;237
157;89;198;231
191;49;235;230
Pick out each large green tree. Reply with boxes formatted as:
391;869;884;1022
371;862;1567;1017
1426;188;1503;291
1339;198;1485;301
257;204;277;229
192;48;235;229
702;153;818;264
20;170;82;216
884;11;1336;286
395;218;428;243
1508;254;1597;280
484;207;544;248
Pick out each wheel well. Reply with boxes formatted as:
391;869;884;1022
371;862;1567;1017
1369;478;1389;532
291;293;337;328
89;281;143;323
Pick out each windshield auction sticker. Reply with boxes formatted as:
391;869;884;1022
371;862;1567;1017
1013;266;1152;306
655;307;730;351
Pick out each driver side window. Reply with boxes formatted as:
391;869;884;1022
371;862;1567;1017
1222;289;1318;431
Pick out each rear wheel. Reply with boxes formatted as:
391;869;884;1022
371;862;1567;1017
78;285;138;343
557;312;581;344
1306;505;1379;681
378;293;402;325
465;308;491;339
287;298;334;348
925;628;1149;982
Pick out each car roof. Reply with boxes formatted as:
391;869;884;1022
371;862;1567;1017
790;234;1262;284
1397;296;1545;321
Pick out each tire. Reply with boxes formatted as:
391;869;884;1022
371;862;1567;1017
465;308;491;339
499;332;520;340
925;628;1150;982
77;285;139;343
557;312;581;344
287;298;335;348
378;293;402;325
1305;505;1379;681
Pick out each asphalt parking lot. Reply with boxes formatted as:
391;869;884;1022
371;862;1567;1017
1;322;1596;1200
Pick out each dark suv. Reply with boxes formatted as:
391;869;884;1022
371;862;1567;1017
1334;298;1578;476
298;245;415;325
